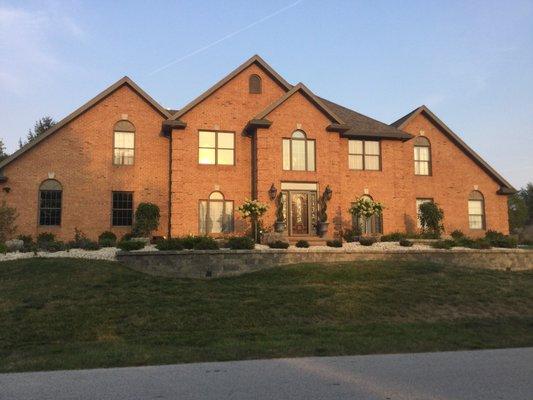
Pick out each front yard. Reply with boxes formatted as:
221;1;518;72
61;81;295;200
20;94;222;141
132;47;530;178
1;258;532;372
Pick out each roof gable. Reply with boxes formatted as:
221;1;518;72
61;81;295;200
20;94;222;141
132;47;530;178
0;77;171;170
254;83;344;124
392;105;516;193
171;55;292;121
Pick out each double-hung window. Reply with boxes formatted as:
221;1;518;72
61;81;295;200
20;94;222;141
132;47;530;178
112;192;133;226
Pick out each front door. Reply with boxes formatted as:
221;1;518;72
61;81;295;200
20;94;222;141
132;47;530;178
290;192;309;235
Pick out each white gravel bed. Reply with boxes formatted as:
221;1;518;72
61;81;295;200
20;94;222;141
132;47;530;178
0;247;119;262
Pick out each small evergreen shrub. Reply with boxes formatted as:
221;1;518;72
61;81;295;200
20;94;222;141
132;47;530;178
399;239;413;247
468;238;492;249
0;243;7;254
491;236;518;248
98;231;117;247
40;240;65;252
358;237;376;246
454;236;475;248
193;236;219;250
431;239;455;250
181;235;202;249
121;232;134;241
133;203;160;237
117;240;145;251
380;232;406;242
419;231;441;239
419;202;444;236
155;238;184;251
342;229;358;243
37;232;55;245
268;240;290;249
450;230;465;240
226;236;255;250
17;235;33;246
295;240;310;248
326;239;343;247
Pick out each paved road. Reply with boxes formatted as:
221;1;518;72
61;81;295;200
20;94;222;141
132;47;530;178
1;348;532;400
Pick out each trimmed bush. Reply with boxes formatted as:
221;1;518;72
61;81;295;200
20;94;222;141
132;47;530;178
133;203;160;237
17;235;33;246
342;229;358;243
39;240;65;252
0;243;7;254
117;240;145;251
491;236;518;249
98;231;117;247
268;240;290;249
450;230;465;240
295;240;310;248
155;238;185;251
193;236;219;250
226;236;255;250
37;232;55;245
431;239;455;250
399;239;413;247
454;236;475;248
358;237;376;246
326;239;343;248
181;235;202;249
121;232;134;242
468;238;492;249
380;232;406;242
418;231;441;239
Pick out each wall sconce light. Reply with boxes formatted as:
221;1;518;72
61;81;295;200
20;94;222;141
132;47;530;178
2;187;10;193
324;185;332;201
268;183;278;200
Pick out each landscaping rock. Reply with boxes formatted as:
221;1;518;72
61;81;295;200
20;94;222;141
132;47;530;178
5;239;24;251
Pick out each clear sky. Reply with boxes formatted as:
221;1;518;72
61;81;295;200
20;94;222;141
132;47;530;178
1;0;532;188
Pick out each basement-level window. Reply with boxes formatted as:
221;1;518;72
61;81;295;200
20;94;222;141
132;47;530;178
39;179;62;226
348;140;380;170
199;191;234;234
112;192;133;226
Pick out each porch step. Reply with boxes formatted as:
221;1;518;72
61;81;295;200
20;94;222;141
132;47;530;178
287;236;328;246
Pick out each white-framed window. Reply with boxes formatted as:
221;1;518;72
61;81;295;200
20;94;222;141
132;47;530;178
282;130;315;171
199;191;234;234
113;120;135;165
468;191;485;229
416;198;433;228
414;136;431;175
348;140;380;170
198;131;235;165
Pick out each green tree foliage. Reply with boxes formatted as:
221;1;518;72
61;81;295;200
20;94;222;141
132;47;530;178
0;201;18;243
133;203;160;237
419;202;444;236
508;192;528;232
19;116;56;148
0;139;8;162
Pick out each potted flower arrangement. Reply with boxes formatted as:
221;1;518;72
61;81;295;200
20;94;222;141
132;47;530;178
349;196;384;237
237;199;269;242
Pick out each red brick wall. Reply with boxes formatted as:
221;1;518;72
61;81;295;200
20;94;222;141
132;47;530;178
170;63;287;236
0;85;170;241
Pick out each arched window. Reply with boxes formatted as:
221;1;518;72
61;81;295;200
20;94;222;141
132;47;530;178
39;179;62;226
468;190;485;229
352;195;383;234
113;120;135;165
414;136;431;175
199;191;234;234
249;74;262;94
282;130;316;171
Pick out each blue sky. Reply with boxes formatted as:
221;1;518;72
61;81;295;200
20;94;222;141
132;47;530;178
0;0;532;187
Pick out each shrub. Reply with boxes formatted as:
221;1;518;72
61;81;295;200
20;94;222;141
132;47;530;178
295;240;310;248
67;228;101;250
342;229;358;243
226;236;255;250
39;240;65;252
358;237;376;246
193;236;219;250
399;239;413;247
418;231;441;239
468;238;492;249
450;230;465;240
419;202;444;236
17;234;33;245
98;231;117;247
0;201;17;243
117;240;145;251
431;239;455;250
453;236;475;247
380;232;406;242
37;232;56;245
268;240;290;249
484;230;518;248
327;239;343;247
0;243;7;254
155;238;184;251
133;203;160;237
485;230;505;241
181;235;201;249
121;232;134;241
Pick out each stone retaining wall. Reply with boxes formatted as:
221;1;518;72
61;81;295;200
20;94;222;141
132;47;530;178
117;248;533;279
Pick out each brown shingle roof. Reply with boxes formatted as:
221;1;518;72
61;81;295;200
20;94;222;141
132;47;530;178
319;98;412;140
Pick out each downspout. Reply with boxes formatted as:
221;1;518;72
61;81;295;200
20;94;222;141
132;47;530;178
251;129;258;200
167;129;173;238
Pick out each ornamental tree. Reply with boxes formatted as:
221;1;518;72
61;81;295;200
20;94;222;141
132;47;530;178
349;196;384;235
237;199;268;242
418;201;444;236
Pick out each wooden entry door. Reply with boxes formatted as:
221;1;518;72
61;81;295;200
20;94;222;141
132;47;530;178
288;191;318;236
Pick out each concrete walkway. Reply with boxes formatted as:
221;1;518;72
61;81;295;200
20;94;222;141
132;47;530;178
1;348;532;400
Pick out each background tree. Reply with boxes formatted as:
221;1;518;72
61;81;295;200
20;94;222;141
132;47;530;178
19;116;56;148
521;183;533;224
508;193;528;233
0;139;9;162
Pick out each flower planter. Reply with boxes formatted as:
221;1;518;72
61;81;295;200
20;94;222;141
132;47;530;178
316;221;329;237
274;221;286;233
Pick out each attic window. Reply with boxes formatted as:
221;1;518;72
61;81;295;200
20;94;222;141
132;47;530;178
249;74;262;94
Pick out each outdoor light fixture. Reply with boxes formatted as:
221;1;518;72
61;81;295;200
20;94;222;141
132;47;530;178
324;185;332;201
2;187;10;193
268;183;278;200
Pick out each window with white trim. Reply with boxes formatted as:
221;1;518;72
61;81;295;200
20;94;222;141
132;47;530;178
414;136;431;175
348;140;380;170
198;131;235;165
199;191;234;234
282;130;315;171
468;191;485;229
113;120;135;165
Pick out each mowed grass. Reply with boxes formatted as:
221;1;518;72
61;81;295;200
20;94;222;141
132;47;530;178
1;258;532;372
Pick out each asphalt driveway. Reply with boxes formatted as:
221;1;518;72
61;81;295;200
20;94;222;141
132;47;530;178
1;348;531;400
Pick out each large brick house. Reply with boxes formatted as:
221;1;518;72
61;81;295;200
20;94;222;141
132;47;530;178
0;55;515;241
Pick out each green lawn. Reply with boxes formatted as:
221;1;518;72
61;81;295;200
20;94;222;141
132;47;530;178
1;258;532;372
